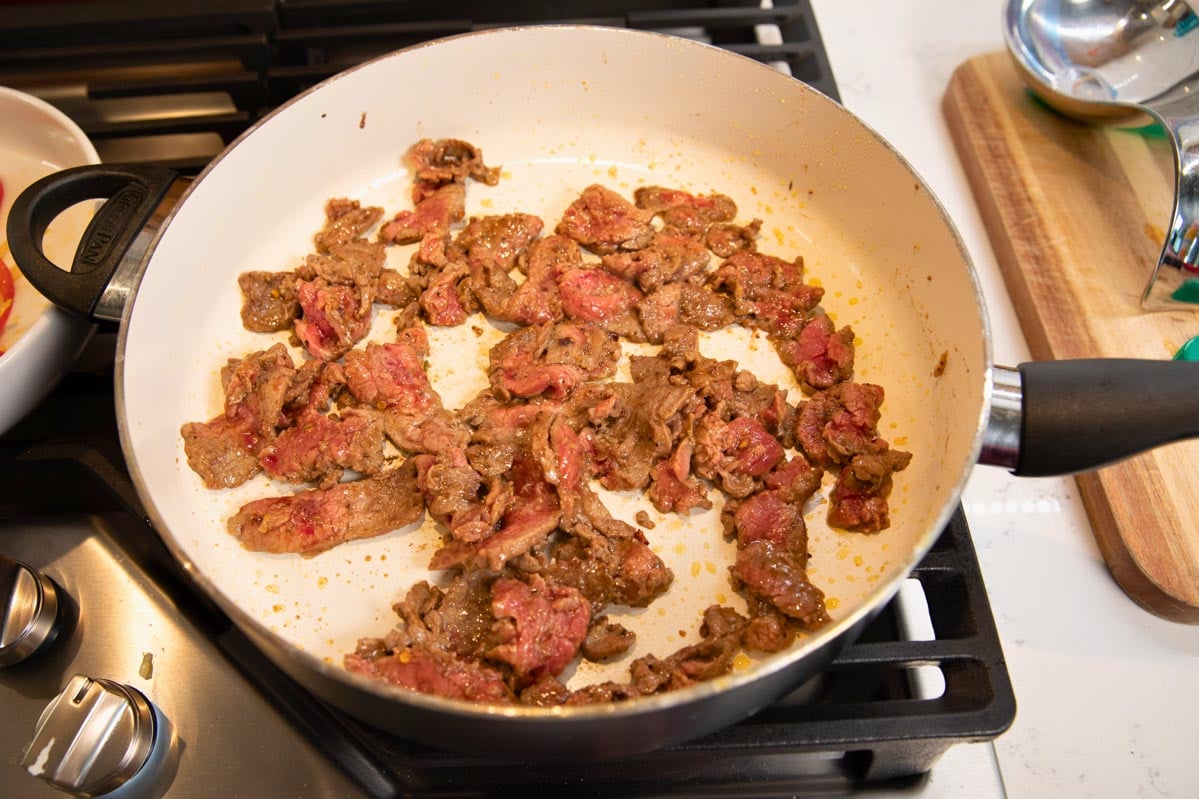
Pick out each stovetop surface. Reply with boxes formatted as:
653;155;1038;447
0;3;1014;796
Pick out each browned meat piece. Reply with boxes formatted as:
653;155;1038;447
376;269;419;307
419;262;473;326
183;344;298;488
300;239;386;289
453;213;544;271
385;572;496;660
379;183;465;245
629;605;747;694
731;541;829;629
793;382;888;468
693;415;785;498
637;283;734;344
543;535;673;609
711;251;823;337
343;330;457;452
345;643;513;704
428;454;560;572
282;360;346;422
520;676;571;707
487;574;592;685
460;394;555;477
581;616;636;662
487;321;620;401
600;235;710;292
726;489;808;551
633;186;737;237
563;682;641;705
407;138;501;203
557;266;644;339
705;219;761;257
228;461;424;556
314;197;383;253
741;604;794;653
180;415;262;489
556;185;654;255
221;344;297;438
496;235;578;326
258;408;384;488
294;279;372;361
775;313;855;393
647;440;712;515
827;447;912;533
762;454;824;503
238;271;299;332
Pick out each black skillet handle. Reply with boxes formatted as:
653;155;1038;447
5;164;179;321
1015;359;1199;476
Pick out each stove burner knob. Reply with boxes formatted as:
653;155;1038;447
0;555;61;666
21;675;158;796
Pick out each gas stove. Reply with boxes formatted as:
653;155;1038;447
0;3;1014;796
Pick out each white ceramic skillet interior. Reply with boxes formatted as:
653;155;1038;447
117;27;989;720
0;86;99;435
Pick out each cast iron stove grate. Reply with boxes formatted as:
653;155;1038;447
0;365;1016;797
0;1;1013;794
0;0;836;172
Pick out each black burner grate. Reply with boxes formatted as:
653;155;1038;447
0;0;836;172
0;2;1012;795
0;366;1015;797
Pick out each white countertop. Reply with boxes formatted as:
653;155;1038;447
807;2;1199;797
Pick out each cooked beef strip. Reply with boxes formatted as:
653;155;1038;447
407;138;501;203
557;266;646;341
629;605;747;695
563;681;642;706
281;360;345;422
793;381;888;469
384;571;496;660
637;283;734;344
633;187;738;238
693;415;785;499
740;601;794;653
646;440;712;515
581;616;636;662
258;407;385;488
486;574;592;685
238;270;300;332
600;234;711;293
181;344;297;489
520;675;572;706
556;184;655;255
419;261;473;326
827;447;912;533
343;329;456;452
180;416;263;490
731;541;829;629
228;460;424;556
314;197;383;253
453;212;545;271
487;321;620;401
378;182;465;245
775;313;856;393
710;251;823;338
429;453;562;572
542;534;674;609
297;239;385;299
706;219;762;257
587;378;698;492
345;643;514;704
375;269;420;307
294;279;372;361
492;235;577;326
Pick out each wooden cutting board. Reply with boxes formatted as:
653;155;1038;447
944;51;1199;623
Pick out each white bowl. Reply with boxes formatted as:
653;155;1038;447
0;86;101;436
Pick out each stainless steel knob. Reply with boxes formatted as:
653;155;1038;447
21;675;158;796
1;555;61;666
